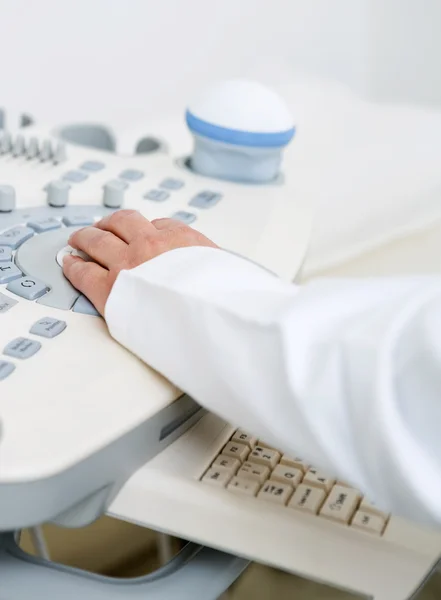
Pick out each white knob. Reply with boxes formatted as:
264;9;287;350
186;80;295;183
0;185;16;212
46;180;70;207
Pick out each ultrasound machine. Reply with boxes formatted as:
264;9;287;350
1;79;441;600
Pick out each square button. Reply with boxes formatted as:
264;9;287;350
62;215;94;227
80;161;105;172
0;360;15;381
7;277;48;301
63;170;89;183
0;263;22;284
3;337;41;359
170;211;197;225
159;178;184;190
30;317;67;338
144;189;169;202
0;246;12;262
27;218;61;233
119;169;144;182
189;191;222;209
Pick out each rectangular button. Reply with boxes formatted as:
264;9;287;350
351;510;386;535
319;485;361;524
63;170;88;183
258;481;293;506
201;468;233;488
170;211;196;225
0;246;12;262
227;476;260;497
231;429;257;448
0;263;22;284
359;497;390;519
119;169;144;181
189;191;222;209
144;189;169;202
280;455;310;473
27;217;61;233
0;226;33;249
222;441;250;462
7;277;48;300
270;464;303;488
211;455;241;475
303;468;335;492
30;317;67;338
288;484;326;515
248;446;280;469
62;215;95;227
80;160;105;172
3;337;41;359
0;360;15;381
237;461;270;485
0;292;18;314
159;178;184;190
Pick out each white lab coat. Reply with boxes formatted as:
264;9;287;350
104;247;441;526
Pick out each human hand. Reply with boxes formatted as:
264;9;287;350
63;210;218;315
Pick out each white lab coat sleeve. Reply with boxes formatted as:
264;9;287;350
105;246;441;525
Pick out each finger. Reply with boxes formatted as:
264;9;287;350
62;255;112;315
68;227;127;269
95;210;156;243
152;218;187;231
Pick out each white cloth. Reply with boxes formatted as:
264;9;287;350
105;247;441;526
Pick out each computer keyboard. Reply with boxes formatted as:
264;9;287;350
201;430;389;536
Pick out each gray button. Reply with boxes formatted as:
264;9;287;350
0;292;18;314
53;142;67;165
7;277;48;301
63;170;89;183
119;169;144;182
80;160;105;172
0;360;15;381
14;227;80;311
160;178;184;190
170;211;197;225
30;317;67;338
189;191;222;209
144;189;169;202
62;215;94;227
103;180;127;208
0;246;12;262
27;217;61;233
0;263;22;284
3;337;41;359
46;180;70;207
73;295;100;317
0;185;16;212
0;226;34;249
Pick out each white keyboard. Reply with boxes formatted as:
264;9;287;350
110;413;441;600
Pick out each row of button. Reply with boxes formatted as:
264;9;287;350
0;133;66;164
0;317;67;381
0;215;95;249
144;188;222;210
201;430;390;536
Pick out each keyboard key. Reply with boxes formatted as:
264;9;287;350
0;292;18;314
30;317;67;338
62;215;95;227
258;482;293;506
0;263;22;284
319;485;361;524
189;190;222;209
170;211;197;225
288;484;326;515
227;476;260;497
119;169;144;182
359;497;390;519
303;468;335;492
201;468;232;488
72;294;100;316
231;429;258;448
212;455;241;475
222;441;250;462
0;246;12;262
280;455;310;473
7;277;48;301
270;464;303;488
237;462;270;484
0;360;15;381
257;440;279;450
62;170;88;183
80;160;105;172
27;217;61;233
248;446;280;469
351;510;386;535
0;226;33;249
3;337;41;359
144;189;169;202
159;178;184;190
